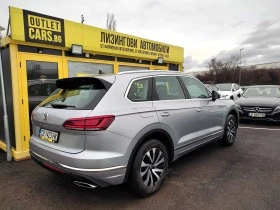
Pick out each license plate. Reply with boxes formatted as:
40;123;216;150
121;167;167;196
248;113;266;117
39;128;59;143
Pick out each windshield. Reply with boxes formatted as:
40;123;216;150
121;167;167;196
243;87;280;98
216;84;232;91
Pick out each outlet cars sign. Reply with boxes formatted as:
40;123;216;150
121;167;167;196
22;10;65;46
9;7;183;63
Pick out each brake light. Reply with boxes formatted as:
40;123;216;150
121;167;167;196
62;115;115;131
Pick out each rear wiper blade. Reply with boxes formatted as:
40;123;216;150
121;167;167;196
51;103;76;108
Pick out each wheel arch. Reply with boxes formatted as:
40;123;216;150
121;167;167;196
124;129;174;183
228;108;239;127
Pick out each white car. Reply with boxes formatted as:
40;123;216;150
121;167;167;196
216;83;243;101
205;84;223;96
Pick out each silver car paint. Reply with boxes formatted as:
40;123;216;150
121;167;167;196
30;71;238;186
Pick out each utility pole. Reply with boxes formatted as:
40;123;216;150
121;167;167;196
239;48;244;85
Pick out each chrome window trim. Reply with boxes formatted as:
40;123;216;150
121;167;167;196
125;74;192;103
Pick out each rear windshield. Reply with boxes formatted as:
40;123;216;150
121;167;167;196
39;77;112;110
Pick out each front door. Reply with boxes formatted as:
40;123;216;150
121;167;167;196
152;76;199;158
20;54;63;149
180;76;224;141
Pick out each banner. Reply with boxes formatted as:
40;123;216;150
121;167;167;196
9;7;183;63
22;10;65;46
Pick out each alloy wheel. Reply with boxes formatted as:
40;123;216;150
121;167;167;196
227;119;236;142
140;148;165;187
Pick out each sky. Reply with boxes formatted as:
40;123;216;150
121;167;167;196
1;0;280;71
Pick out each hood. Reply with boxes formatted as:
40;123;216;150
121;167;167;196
236;97;280;107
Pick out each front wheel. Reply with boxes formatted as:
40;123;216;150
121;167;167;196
218;114;238;146
129;139;169;197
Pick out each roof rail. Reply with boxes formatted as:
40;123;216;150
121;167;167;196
117;70;169;75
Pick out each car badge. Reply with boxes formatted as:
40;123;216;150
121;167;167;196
254;107;260;113
43;113;48;121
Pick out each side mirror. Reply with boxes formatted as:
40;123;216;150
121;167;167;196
212;91;220;101
237;93;241;98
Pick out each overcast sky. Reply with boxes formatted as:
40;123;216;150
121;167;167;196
1;0;280;71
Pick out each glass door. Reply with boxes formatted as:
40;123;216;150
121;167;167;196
20;54;63;149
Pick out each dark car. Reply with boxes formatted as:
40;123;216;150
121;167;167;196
236;85;280;122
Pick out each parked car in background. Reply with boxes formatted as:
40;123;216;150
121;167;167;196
216;83;243;100
205;84;222;96
236;85;280;122
240;86;248;91
29;71;239;196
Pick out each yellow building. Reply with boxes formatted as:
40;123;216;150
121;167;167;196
0;7;184;160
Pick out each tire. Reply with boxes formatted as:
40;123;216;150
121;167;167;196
129;139;169;197
218;114;238;146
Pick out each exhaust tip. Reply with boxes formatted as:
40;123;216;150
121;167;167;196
73;181;97;189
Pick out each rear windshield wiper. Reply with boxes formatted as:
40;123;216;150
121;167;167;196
50;104;76;109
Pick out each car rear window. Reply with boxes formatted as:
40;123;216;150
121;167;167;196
39;77;112;110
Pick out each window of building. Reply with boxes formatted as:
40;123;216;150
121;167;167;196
119;65;149;72
68;61;113;77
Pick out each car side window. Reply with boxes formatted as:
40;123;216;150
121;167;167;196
181;77;210;99
154;76;186;100
127;78;150;102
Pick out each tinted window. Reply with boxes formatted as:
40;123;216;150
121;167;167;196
40;78;110;110
155;76;185;100
181;77;210;99
127;78;150;102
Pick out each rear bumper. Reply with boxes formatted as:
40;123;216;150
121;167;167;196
30;138;128;187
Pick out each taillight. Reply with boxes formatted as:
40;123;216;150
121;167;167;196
62;115;115;131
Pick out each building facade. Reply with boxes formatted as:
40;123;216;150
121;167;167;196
0;7;184;160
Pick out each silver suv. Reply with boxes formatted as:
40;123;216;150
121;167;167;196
30;70;239;196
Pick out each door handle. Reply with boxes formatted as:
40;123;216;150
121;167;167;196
161;112;170;117
197;108;203;112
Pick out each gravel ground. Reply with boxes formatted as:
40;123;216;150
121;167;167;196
1;121;280;210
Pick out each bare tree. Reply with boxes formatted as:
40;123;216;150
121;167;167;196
106;13;116;31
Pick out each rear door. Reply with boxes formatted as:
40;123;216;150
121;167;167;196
31;77;113;154
180;76;224;141
152;76;199;153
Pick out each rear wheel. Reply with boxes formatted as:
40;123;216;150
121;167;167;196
129;139;168;197
218;114;237;146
